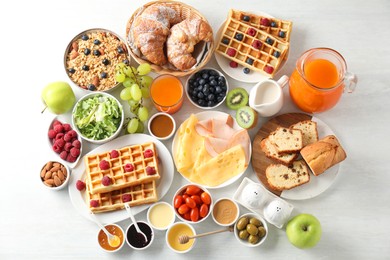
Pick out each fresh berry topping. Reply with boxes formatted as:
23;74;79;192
99;160;110;170
68;130;78;138
117;46;124;54
242;15;250;22
247;28;256;37
72;140;81;149
48;129;56;139
235;33;244;41
70;147;80;158
76;180;86;191
122;194;132;202
64;142;73;151
64;133;73;142
84;48;91;55
100;72;108;78
264;65;274;74
278;31;286;38
246;58;254;65
146;166;156;175
144;149;154;158
124;163;134;172
252;40;262;49
229;61;238;68
54;138;65;148
243;68;251;74
222;38;229;45
273;51;281;58
63;124;71;132
81;34;89;41
270;21;277;27
110;150;119;158
123;59;130;65
101;176;111;186
265;37;274;45
93;50;101;56
82;65;89;71
260;18;270;26
87;84;96;91
53;124;64;133
60;151;68;160
55;133;65;140
90;200;99;207
227;48;236;57
68;68;75;74
93;39;101;45
52;120;62;127
53;144;62;153
67;154;77;163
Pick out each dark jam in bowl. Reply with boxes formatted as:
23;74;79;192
126;222;153;249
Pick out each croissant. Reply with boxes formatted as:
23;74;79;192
132;4;181;65
167;18;213;71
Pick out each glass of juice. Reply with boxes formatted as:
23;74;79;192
150;74;184;114
289;48;357;113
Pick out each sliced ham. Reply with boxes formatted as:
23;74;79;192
228;129;251;165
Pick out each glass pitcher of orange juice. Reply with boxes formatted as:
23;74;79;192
289;48;357;113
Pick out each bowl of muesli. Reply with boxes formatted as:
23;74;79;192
64;28;131;92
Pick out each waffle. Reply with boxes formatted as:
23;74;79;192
87;180;158;213
229;9;292;42
216;15;290;77
85;142;160;195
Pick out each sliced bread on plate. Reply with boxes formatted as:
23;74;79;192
260;137;298;165
268;127;303;154
265;160;310;191
290;120;319;147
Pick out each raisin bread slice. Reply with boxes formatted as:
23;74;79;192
268;127;303;154
290;120;319;147
260;137;298;165
265;160;310;191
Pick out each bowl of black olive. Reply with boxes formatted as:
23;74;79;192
185;68;228;109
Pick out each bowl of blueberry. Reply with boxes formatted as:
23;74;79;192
185;68;228;109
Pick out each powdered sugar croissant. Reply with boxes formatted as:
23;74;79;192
167;18;213;71
132;4;181;65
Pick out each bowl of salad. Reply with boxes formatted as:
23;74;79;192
72;92;124;144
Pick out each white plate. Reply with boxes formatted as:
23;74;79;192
279;116;339;200
214;11;287;83
172;111;251;189
68;134;174;224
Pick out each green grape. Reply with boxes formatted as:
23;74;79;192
137;63;151;76
138;106;149;122
123;78;135;88
128;99;138;108
140;75;153;88
124;65;135;78
136;121;145;133
120;87;132;100
115;71;126;83
131;84;142;101
115;62;127;72
127;118;139;134
141;87;150;98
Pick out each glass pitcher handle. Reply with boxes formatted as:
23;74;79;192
344;72;357;93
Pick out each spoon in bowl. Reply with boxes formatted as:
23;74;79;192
124;203;148;243
178;225;234;244
90;212;121;247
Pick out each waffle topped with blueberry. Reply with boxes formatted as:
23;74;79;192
84;142;160;195
230;9;292;42
87;180;158;213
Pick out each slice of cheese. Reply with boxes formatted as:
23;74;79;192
195;144;246;187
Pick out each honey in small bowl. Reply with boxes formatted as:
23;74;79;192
97;224;125;252
148;112;176;140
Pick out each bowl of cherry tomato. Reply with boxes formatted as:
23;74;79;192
172;184;213;224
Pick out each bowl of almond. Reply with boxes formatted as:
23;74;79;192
40;161;70;190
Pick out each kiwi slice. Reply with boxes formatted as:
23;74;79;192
226;87;249;110
236;106;257;129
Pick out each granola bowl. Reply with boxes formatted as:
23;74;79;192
64;28;131;92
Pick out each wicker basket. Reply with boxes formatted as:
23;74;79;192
126;0;214;77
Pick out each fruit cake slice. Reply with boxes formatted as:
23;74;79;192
268;127;303;154
260;137;298;165
265;160;310;191
290;120;318;147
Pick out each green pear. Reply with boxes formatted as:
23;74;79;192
41;81;76;114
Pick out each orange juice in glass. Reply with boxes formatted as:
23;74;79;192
150;74;183;114
289;48;357;113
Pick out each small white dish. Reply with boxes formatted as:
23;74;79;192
147;112;176;141
166;222;196;253
234;213;268;247
125;221;154;250
212;198;239;227
40;160;70;190
147;201;175;231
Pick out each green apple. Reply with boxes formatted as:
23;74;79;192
286;213;322;249
41;81;76;114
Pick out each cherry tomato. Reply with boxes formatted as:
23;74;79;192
186;185;201;196
190;207;199;222
174;195;183;209
182;194;189;200
183;212;191;221
178;204;190;215
201;192;211;205
191;195;202;205
185;197;196;209
199;203;209;218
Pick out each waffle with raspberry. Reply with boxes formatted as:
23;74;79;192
87;180;158;213
84;142;160;195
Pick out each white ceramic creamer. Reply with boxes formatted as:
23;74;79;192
249;75;289;117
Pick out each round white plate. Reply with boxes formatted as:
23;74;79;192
214;12;288;83
172;111;252;189
68;134;174;224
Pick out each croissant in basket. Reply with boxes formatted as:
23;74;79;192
167;18;213;71
131;4;181;66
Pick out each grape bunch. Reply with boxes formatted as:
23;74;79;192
115;63;153;134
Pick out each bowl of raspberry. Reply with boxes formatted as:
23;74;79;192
47;117;83;168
